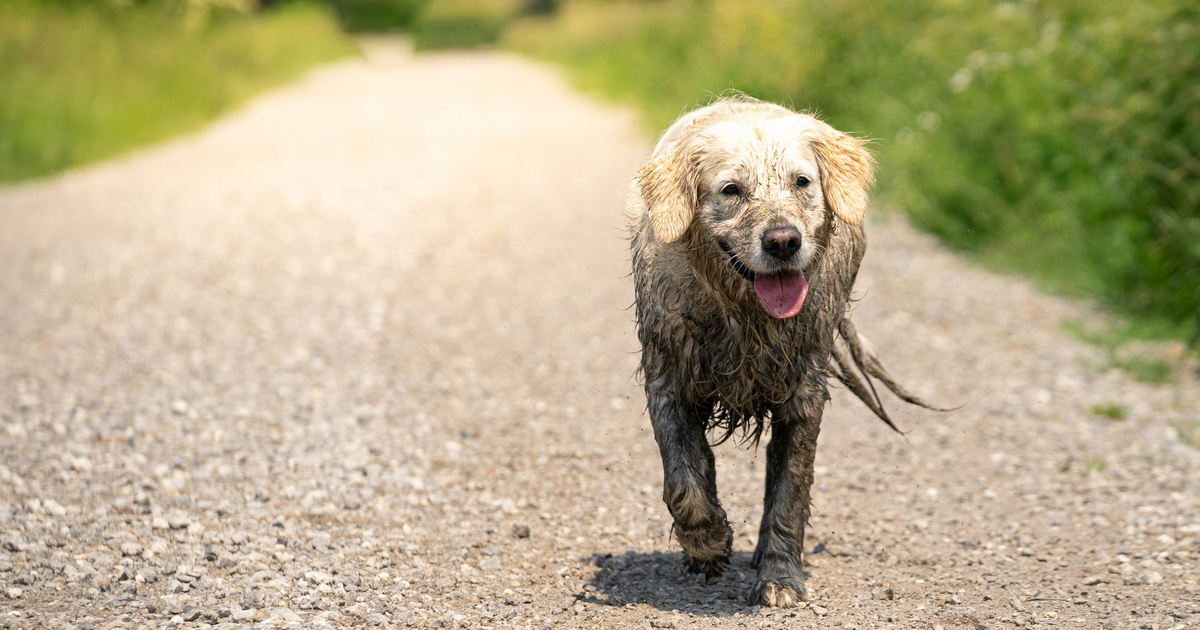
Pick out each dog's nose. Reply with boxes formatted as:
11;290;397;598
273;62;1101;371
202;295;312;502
761;227;802;261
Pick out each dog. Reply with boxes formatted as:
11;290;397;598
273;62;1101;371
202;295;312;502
629;97;938;607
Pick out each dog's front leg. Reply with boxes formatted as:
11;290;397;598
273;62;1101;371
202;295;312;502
749;386;825;607
648;388;732;579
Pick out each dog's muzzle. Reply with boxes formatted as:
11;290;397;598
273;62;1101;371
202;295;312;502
720;242;756;282
719;241;810;319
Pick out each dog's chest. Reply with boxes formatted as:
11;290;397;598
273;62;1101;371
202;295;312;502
683;312;811;407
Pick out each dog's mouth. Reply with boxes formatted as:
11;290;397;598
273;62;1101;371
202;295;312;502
720;242;809;319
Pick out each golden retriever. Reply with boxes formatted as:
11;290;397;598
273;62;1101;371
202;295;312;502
629;97;937;607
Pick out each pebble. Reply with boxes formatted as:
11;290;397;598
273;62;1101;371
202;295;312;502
269;607;302;622
120;541;144;557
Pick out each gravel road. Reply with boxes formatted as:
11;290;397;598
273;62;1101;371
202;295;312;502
1;49;1198;630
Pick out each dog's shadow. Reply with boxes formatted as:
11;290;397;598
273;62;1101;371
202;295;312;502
578;549;813;617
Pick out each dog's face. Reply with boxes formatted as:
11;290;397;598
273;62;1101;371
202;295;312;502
638;103;873;318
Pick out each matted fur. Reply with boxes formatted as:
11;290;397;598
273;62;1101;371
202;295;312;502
629;97;934;607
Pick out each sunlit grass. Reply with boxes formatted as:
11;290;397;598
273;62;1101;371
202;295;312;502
0;0;356;185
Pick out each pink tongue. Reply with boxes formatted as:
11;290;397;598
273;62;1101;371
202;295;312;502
753;270;809;318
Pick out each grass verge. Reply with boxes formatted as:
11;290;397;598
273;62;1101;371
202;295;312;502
0;0;356;185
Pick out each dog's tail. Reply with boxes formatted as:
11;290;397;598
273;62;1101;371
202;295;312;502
830;316;953;433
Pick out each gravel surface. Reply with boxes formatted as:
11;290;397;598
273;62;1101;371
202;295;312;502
2;49;1198;630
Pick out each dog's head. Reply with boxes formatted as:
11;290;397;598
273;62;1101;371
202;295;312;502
637;100;873;318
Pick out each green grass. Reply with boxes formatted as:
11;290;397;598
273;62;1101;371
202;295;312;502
1065;319;1179;383
1089;403;1127;420
1085;454;1108;473
0;0;356;185
504;0;1200;348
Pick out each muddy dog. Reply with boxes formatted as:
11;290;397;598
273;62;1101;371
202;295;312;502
630;98;938;607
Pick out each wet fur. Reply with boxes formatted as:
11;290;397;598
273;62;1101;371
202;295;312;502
629;98;927;607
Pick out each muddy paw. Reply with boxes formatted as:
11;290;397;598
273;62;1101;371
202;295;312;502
750;577;807;608
685;552;730;580
674;519;732;579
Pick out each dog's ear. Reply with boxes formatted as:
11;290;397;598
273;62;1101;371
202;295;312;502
812;126;874;226
637;138;698;243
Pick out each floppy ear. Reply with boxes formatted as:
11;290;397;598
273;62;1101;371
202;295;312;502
636;138;698;243
812;126;874;226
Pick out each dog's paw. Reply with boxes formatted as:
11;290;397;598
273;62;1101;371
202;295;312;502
685;552;730;580
750;577;807;608
675;519;732;579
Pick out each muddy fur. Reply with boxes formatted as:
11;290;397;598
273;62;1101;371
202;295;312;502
629;97;935;606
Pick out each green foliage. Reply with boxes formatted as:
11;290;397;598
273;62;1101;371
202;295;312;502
506;0;1200;345
410;0;521;49
337;0;428;31
0;0;355;184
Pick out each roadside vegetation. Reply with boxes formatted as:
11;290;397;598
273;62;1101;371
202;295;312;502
502;0;1200;350
0;0;355;184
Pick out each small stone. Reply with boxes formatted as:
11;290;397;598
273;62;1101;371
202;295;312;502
871;586;894;601
512;524;531;539
120;541;144;557
268;607;302;622
170;400;188;415
231;609;256;622
169;615;184;625
1082;576;1105;586
479;556;502;571
166;579;187;594
305;570;333;584
3;537;25;552
152;516;170;530
5;587;22;599
167;514;190;530
811;605;828;616
367;613;388;626
137;567;158;583
309;532;332;550
182;609;201;622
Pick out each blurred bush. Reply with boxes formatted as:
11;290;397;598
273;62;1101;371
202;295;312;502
333;0;428;31
0;0;355;184
506;0;1199;343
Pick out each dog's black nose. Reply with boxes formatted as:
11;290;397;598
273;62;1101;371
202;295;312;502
761;227;802;261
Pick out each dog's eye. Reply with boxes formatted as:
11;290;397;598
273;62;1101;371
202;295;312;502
794;175;811;188
720;183;741;196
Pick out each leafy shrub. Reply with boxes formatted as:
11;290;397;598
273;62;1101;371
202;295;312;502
336;0;428;31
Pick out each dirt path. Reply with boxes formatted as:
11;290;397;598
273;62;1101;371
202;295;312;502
1;50;1197;630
